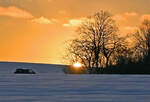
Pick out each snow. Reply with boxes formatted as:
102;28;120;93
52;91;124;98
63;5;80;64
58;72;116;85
0;62;150;102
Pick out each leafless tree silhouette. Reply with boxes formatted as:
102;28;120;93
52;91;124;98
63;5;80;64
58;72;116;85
66;10;128;72
134;20;150;62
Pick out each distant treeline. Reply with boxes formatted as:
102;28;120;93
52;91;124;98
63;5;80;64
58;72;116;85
63;60;150;74
87;53;150;74
88;63;150;74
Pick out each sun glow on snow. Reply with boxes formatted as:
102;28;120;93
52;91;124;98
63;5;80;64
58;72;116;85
73;62;82;68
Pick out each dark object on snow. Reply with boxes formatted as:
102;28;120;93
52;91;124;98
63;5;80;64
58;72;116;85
14;68;36;74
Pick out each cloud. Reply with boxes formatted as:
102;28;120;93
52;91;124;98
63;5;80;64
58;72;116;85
63;18;87;27
113;15;126;22
123;26;138;30
0;6;33;18
124;12;138;17
32;16;58;24
113;12;138;21
0;6;58;25
121;26;138;33
141;14;150;21
63;19;82;27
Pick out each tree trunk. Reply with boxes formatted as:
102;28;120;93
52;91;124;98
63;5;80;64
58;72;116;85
106;57;109;68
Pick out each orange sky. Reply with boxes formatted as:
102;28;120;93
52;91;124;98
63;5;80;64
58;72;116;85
0;0;150;64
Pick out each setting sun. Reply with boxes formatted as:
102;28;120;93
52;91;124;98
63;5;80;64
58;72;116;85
73;62;82;68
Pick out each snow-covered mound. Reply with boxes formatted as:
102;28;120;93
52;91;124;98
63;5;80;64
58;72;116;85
0;62;67;74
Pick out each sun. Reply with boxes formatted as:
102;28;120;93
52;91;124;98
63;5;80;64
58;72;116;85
73;62;82;68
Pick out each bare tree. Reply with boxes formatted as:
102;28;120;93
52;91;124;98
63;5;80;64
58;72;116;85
133;20;150;62
141;20;150;48
66;10;127;71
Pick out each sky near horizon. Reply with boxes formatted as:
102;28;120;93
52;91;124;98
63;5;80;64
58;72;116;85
0;0;150;64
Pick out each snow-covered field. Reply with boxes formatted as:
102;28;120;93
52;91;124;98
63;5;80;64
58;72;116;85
0;62;150;102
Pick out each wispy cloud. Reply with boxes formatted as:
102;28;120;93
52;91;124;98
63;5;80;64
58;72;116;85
121;26;138;33
113;12;138;22
113;15;126;22
124;12;138;17
123;26;138;30
63;18;87;27
0;6;33;18
32;16;58;24
0;6;58;25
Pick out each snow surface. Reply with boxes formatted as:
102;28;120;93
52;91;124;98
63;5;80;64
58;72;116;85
0;62;150;102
